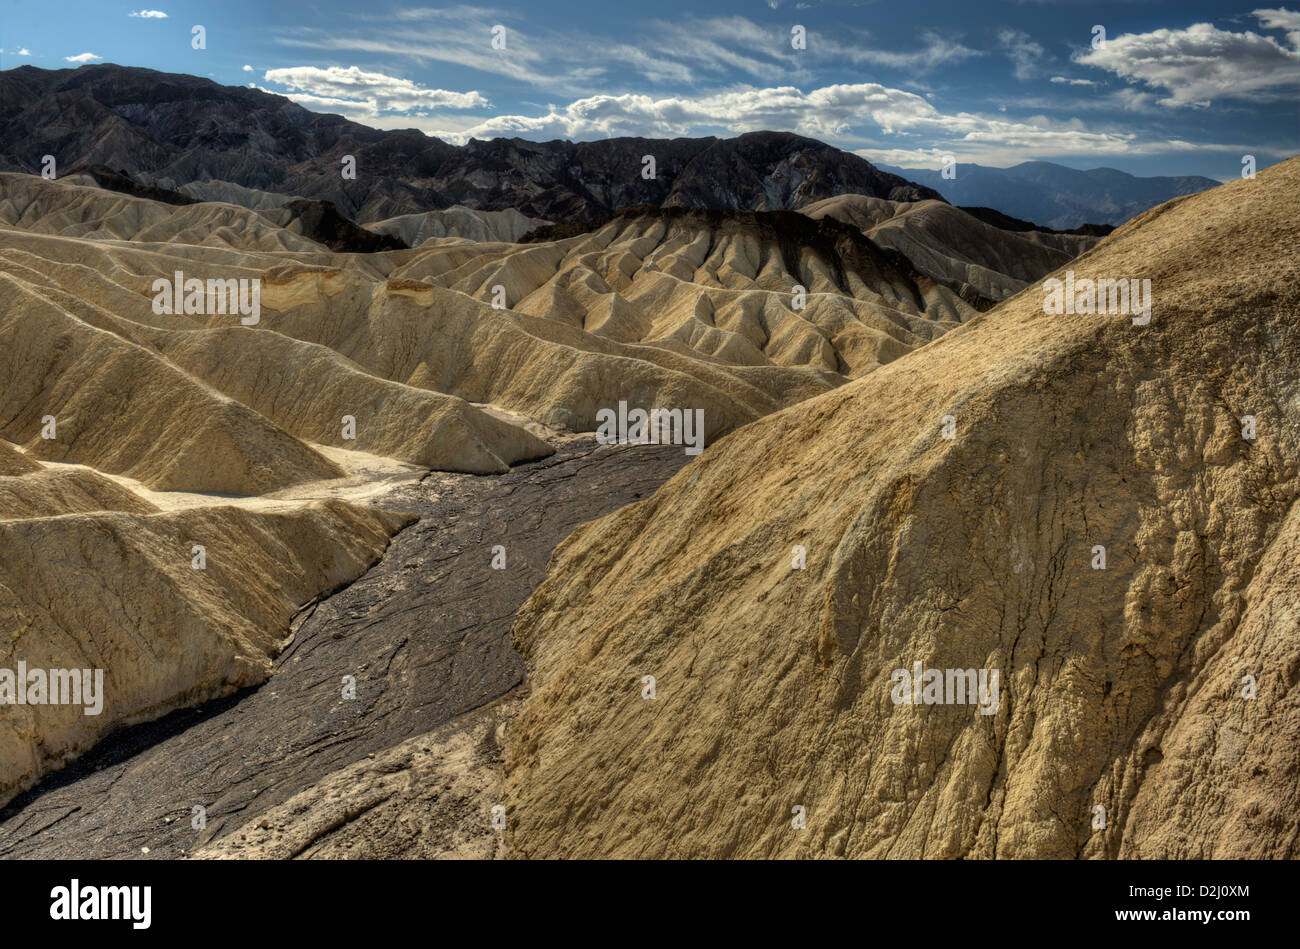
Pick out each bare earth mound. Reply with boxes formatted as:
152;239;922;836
503;158;1300;858
803;194;1098;302
370;206;548;246
0;171;971;461
0;499;410;808
0;464;161;519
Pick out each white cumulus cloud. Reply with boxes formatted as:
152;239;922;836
1075;18;1300;107
262;66;488;116
129;10;168;18
65;52;102;63
1253;7;1300;45
402;81;1217;165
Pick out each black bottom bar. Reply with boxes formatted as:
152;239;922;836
0;858;1286;937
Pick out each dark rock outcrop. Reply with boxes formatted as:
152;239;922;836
0;64;942;223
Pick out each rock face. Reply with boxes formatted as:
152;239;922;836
1;440;163;520
29;170;406;254
146;327;554;474
178;179;296;211
0;461;160;520
192;701;512;860
0;174;554;482
0;441;41;476
0;65;941;223
502;158;1300;858
259;199;409;253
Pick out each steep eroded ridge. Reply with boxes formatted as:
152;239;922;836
502;159;1300;859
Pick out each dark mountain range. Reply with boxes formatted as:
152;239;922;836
957;205;1114;237
0;64;941;223
878;160;1221;229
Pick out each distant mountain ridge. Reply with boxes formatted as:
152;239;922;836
956;205;1114;237
0;64;941;223
877;160;1220;229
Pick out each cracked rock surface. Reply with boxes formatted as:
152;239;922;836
0;439;689;858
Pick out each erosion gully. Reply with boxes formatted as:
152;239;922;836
0;438;689;859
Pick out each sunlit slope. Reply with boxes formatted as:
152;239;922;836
369;206;547;245
1;174;988;458
503;158;1300;859
0;500;411;808
0;173;326;251
0;273;345;494
803;194;1097;302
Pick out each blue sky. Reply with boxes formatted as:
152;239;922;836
2;1;1296;178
